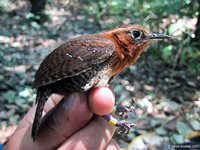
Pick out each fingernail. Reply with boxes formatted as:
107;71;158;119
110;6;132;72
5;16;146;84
109;90;115;106
103;87;115;106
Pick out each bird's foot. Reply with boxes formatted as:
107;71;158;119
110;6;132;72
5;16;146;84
104;104;136;134
116;121;136;134
115;105;135;119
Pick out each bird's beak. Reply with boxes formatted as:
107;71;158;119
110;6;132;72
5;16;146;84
146;33;170;40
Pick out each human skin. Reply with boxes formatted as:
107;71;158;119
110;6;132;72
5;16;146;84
5;87;120;150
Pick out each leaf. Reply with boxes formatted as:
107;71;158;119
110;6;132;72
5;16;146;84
2;91;16;103
150;119;161;127
0;110;7;119
156;127;167;135
111;1;122;13
168;23;185;35
19;87;31;98
172;133;184;144
15;98;26;106
31;22;40;30
186;81;196;87
176;121;192;136
9;115;19;125
143;133;163;145
189;119;200;130
129;65;137;74
0;0;8;11
162;45;173;61
114;84;123;94
25;12;35;19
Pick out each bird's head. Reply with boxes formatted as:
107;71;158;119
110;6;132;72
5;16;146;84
104;24;170;59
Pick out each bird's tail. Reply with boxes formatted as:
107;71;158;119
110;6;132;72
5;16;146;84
31;87;52;141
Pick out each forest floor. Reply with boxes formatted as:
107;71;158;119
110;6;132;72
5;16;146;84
0;1;199;149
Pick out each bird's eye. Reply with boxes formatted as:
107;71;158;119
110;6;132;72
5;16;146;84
131;30;142;39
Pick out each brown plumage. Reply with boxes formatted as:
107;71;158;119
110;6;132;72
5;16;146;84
32;24;169;140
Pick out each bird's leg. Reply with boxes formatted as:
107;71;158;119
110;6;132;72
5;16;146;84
103;114;136;134
116;121;136;134
114;105;135;119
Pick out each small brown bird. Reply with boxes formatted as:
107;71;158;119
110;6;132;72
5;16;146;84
32;24;169;140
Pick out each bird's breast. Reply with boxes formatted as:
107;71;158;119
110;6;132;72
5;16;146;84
108;51;133;76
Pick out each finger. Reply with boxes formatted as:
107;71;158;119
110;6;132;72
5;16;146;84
89;87;115;115
58;116;116;150
5;87;115;150
6;92;92;150
105;139;120;150
18;86;114;126
43;94;63;113
35;92;93;149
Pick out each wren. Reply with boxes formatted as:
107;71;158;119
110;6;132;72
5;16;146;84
32;24;169;140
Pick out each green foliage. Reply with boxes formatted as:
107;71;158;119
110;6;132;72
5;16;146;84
72;0;200;77
171;133;184;144
25;12;40;21
189;119;200;130
176;121;192;136
0;0;9;13
155;127;167;135
162;45;173;61
2;91;16;103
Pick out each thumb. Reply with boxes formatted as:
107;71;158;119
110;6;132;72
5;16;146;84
35;92;93;149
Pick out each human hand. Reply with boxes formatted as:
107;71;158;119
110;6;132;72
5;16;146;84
5;87;120;150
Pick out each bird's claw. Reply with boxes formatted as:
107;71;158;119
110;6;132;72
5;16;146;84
115;105;135;119
114;105;136;134
116;122;136;134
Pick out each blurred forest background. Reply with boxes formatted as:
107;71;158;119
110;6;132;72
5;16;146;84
0;0;199;149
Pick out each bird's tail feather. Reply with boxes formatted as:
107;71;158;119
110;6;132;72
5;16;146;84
31;87;52;141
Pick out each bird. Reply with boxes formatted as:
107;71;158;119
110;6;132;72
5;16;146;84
32;24;170;140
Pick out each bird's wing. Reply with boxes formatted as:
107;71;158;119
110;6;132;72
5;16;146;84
33;35;115;88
